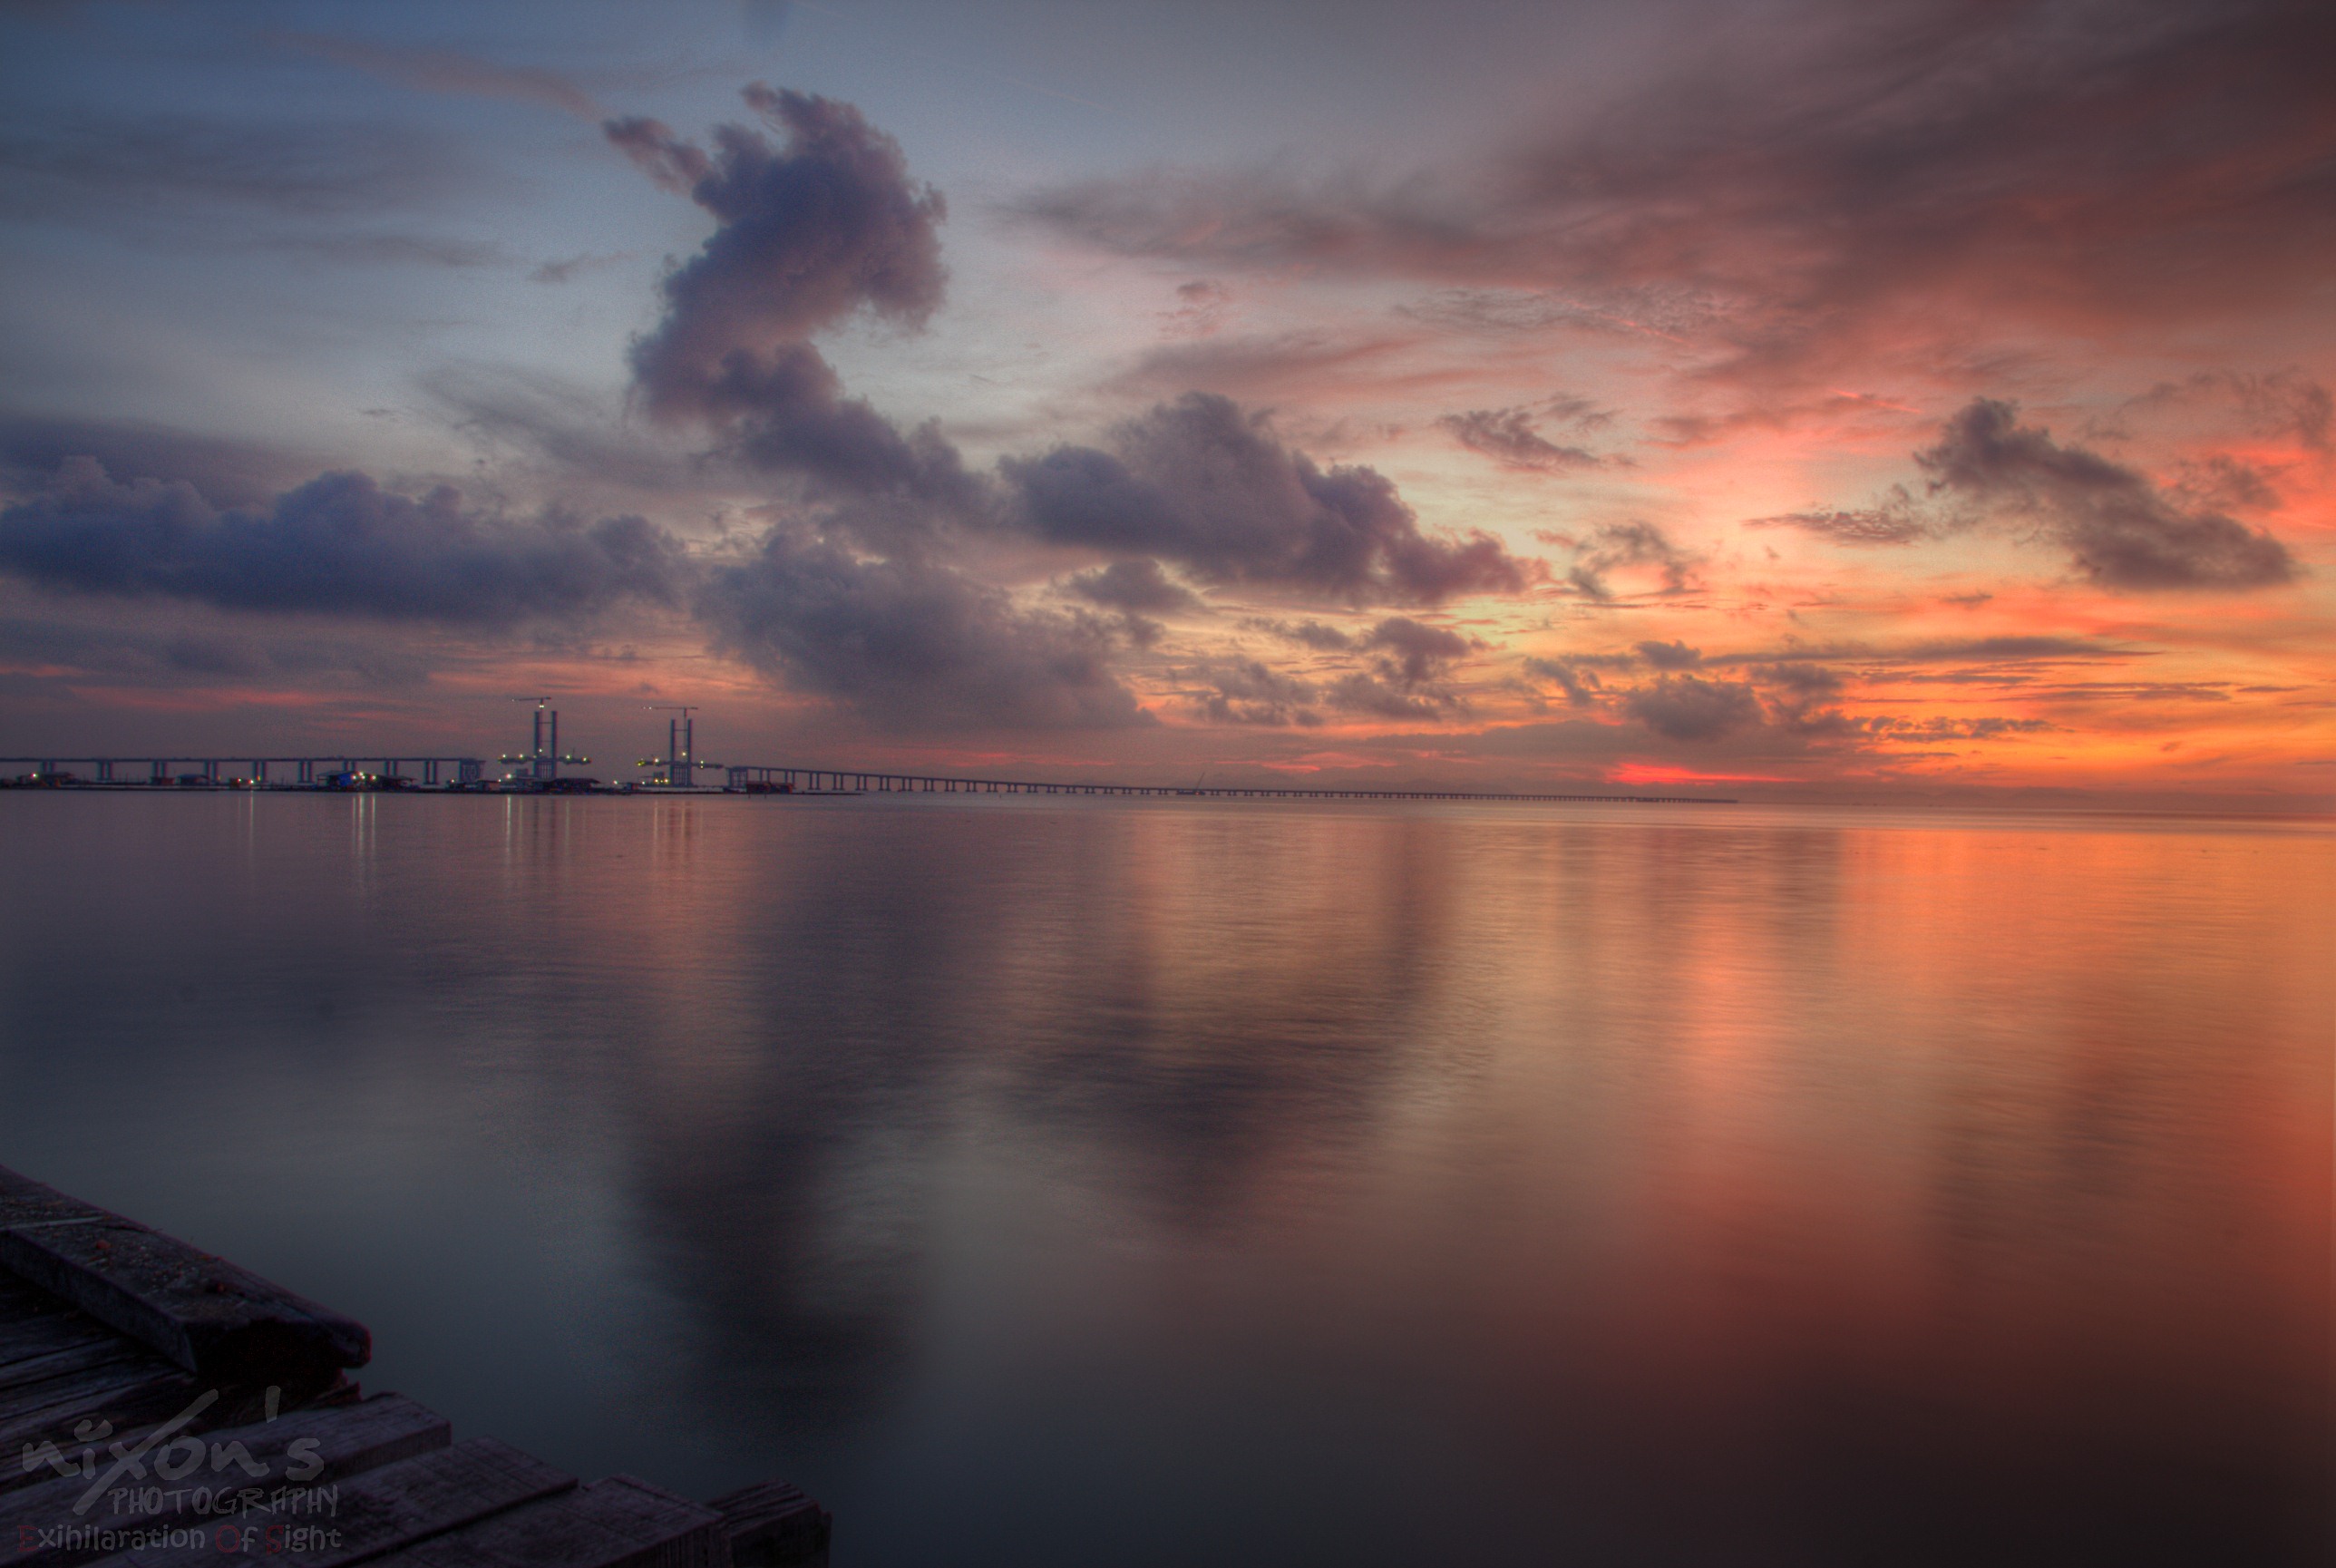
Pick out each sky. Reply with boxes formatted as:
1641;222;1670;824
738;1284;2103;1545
0;0;2330;802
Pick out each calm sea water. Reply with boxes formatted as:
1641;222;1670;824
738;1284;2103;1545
0;793;2327;1565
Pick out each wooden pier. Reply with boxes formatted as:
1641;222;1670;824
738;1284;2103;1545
0;1164;828;1565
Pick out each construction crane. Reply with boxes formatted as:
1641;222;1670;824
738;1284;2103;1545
500;697;589;782
638;706;721;787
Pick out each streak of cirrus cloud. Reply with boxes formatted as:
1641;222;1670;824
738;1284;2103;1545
1010;0;2336;389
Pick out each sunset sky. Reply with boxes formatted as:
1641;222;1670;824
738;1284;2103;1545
2;0;2329;801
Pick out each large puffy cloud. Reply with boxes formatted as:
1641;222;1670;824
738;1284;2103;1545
1361;618;1470;687
1013;1;2336;380
696;529;1146;731
1622;674;1766;742
1060;559;1203;614
1758;400;2301;590
0;412;309;509
1004;393;1533;604
1522;657;1603;708
0;458;685;625
1634;639;1701;670
1326;616;1475;717
609;86;968;504
607;92;1539;628
1913;400;2299;591
1185;658;1320;726
594;89;1540;732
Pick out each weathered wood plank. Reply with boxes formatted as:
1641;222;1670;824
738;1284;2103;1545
99;1437;572;1568
708;1480;832;1565
2;1394;452;1566
0;1166;368;1395
0;1310;124;1373
0;1357;194;1438
0;1338;159;1398
0;1277;107;1355
0;1172;110;1233
367;1475;725;1568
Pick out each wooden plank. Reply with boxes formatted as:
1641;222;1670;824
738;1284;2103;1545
98;1437;571;1568
0;1224;369;1391
0;1171;110;1233
2;1394;451;1566
0;1165;368;1395
0;1310;177;1424
0;1338;158;1397
0;1310;125;1373
0;1277;106;1350
707;1480;832;1565
0;1358;195;1440
367;1475;725;1568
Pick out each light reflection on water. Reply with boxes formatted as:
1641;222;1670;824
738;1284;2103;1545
0;794;2327;1565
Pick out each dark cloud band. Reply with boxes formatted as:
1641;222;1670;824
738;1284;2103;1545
0;459;684;626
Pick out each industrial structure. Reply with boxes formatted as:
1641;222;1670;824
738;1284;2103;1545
501;696;589;784
0;755;486;787
638;705;723;788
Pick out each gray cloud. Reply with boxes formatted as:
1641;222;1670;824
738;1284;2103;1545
2111;369;2331;452
1061;559;1202;614
610;87;966;505
271;32;604;120
1754;662;1845;698
1916;399;2299;590
1325;674;1447;720
1634;638;1701;670
1245;617;1355;650
1522;656;1603;708
0;458;684;626
1869;715;2056;740
0;112;473;219
1013;2;2336;381
1006;393;1533;604
1362;617;1470;687
696;528;1146;731
1622;673;1764;742
1821;636;2117;666
0;412;309;508
1160;278;1233;338
275;232;502;268
1749;488;1932;544
1436;407;1598;472
1754;399;2302;589
1546;520;1698;599
1187;658;1319;726
1323;615;1474;717
0;611;440;690
420;364;697;496
528;251;629;285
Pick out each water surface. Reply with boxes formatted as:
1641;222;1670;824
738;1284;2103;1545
0;794;2327;1564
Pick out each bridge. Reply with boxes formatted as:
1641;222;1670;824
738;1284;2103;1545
725;765;1729;804
1;755;1730;803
